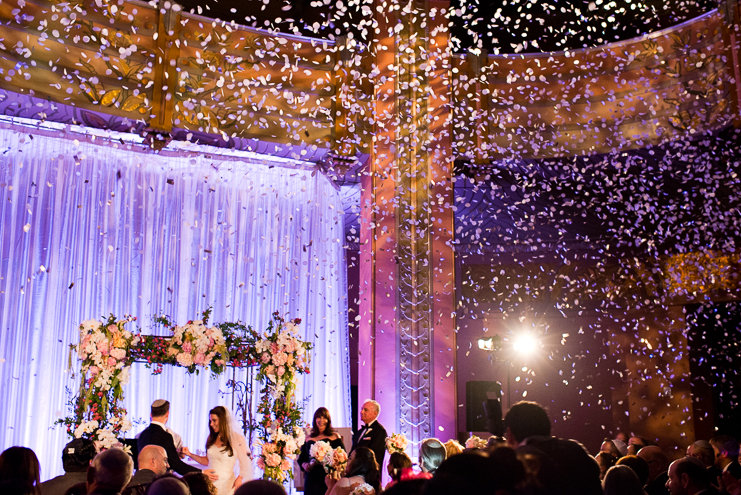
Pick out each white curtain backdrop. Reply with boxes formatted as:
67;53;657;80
0;124;351;479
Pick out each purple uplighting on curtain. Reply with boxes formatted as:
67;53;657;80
0;124;350;479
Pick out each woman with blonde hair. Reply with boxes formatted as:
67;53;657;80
443;440;463;459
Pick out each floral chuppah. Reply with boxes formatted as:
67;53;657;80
60;311;312;483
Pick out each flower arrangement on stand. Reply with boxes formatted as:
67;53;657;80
254;313;312;484
57;315;139;451
167;319;228;374
385;433;409;454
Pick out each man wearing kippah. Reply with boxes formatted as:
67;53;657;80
41;438;96;495
137;400;211;477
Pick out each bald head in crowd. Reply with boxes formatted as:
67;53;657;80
638;446;669;483
138;445;168;476
666;456;711;495
88;448;133;493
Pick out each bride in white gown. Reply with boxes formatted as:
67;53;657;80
183;406;254;495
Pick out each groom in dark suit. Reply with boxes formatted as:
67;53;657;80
351;399;388;468
137;400;202;477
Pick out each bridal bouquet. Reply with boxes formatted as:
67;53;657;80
321;446;348;480
167;319;228;374
309;440;332;464
350;483;374;495
465;435;487;449
386;432;409;454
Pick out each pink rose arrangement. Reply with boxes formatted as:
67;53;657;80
385;432;409;454
167;320;228;375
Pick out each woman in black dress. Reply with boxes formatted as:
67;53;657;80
299;407;345;495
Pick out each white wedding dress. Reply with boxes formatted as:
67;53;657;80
207;432;254;495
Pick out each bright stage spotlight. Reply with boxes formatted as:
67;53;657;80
512;334;539;355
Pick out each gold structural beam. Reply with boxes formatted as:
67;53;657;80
0;0;735;158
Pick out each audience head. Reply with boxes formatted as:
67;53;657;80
603;465;644;495
666;456;711;495
233;480;287;495
686;440;714;469
89;447;134;492
360;400;380;425
0;446;41;495
182;472;218;495
345;447;380;493
710;435;739;470
443;439;463;458
310;407;335;437
601;439;626;458
595;451;619;481
138;445;169;476
617;455;650;487
151;399;170;421
637;445;669;483
61;438;96;474
616;432;629;444
504;401;551;446
146;475;190;495
418;438;447;474
387;452;413;482
628;436;649;456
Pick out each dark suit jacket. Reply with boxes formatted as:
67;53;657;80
126;469;156;489
726;461;741;481
40;472;88;495
137;424;199;476
645;471;670;495
351;420;388;468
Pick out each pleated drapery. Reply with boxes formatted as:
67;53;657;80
0;124;351;479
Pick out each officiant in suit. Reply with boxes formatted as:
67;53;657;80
137;400;203;477
351;400;388;468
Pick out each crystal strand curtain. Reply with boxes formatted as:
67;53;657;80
0;125;351;479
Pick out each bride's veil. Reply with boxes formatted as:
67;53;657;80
219;406;244;447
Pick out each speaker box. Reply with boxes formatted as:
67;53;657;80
466;380;503;434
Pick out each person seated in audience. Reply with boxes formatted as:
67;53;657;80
182;472;218;495
710;436;741;479
0;446;42;495
233;480;287;495
638;445;670;495
146;476;190;495
617;455;651;487
418;438;446;476
602;439;628;459
41;439;96;495
604;464;645;495
628;436;650;456
666;456;718;495
504;401;602;495
123;445;169;495
443;439;463;459
87;448;134;495
687;440;721;483
616;432;630;444
596;451;619;481
385;452;413;489
326;447;380;495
